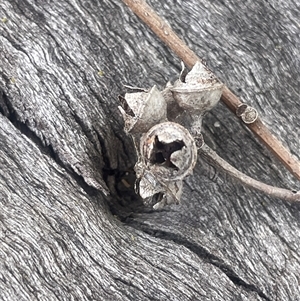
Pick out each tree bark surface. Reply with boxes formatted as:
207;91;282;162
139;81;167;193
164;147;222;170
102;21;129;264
0;0;299;300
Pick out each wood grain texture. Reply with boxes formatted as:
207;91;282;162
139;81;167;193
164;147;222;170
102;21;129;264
0;0;299;300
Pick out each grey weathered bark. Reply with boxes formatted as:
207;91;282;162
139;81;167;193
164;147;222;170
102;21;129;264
0;0;299;300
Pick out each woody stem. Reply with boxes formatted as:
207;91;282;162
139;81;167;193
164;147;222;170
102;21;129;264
199;144;300;203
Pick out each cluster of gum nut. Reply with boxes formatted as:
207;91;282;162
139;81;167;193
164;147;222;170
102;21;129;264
118;61;225;209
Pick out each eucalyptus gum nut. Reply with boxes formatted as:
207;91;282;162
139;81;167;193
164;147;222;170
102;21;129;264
138;170;164;198
171;61;223;114
140;122;197;181
118;85;167;134
152;181;183;210
135;151;184;204
172;87;223;112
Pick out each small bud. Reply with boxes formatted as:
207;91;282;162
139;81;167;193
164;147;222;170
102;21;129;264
236;103;258;124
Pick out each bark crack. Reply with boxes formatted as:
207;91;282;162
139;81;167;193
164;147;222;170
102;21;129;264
0;89;99;197
0;89;56;160
126;223;272;301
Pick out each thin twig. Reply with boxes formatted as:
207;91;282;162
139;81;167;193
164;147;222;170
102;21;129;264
199;144;300;203
121;0;300;182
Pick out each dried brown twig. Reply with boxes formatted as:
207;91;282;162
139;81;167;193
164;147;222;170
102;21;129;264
121;0;300;182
